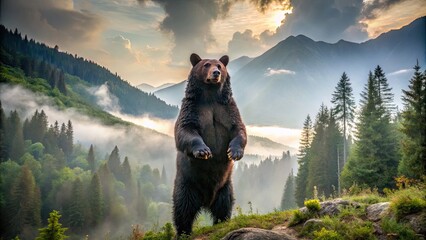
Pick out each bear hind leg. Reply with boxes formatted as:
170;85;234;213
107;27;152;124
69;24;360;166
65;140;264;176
173;185;202;236
210;181;234;224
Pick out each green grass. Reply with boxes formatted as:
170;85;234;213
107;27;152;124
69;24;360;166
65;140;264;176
381;218;419;239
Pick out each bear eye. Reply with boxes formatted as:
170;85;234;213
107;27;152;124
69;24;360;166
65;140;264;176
204;63;211;67
217;64;221;70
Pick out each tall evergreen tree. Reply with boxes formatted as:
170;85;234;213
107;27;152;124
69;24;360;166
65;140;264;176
88;173;103;227
374;65;394;114
0;101;7;162
161;165;167;185
331;72;355;165
8;165;41;237
36;210;68;240
121;156;132;187
65;120;73;161
280;170;297;210
107;146;121;178
66;178;85;232
295;115;313;206
306;104;330;198
87;144;96;173
342;71;399;190
399;63;426;178
8;111;25;162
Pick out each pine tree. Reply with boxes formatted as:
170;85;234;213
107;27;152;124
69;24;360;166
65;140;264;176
121;156;132;187
331;72;355;165
306;104;330;198
36;210;68;240
342;71;399;190
107;146;121;178
374;65;394;114
0;101;7;162
280;170;297;210
8;111;25;162
88;173;103;227
57;70;67;95
161;165;167;185
8;165;41;237
295;115;313;206
65;120;73;161
67;178;85;232
87;144;96;173
399;63;426;178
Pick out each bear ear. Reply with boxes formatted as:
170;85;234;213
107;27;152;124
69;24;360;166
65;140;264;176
190;53;202;67
219;55;229;67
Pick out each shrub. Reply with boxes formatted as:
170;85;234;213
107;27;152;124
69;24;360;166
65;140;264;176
288;210;310;226
390;193;426;220
381;218;418;239
305;199;321;212
313;228;343;240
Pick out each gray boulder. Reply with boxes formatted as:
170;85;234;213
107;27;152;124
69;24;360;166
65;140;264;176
366;202;390;222
222;228;296;240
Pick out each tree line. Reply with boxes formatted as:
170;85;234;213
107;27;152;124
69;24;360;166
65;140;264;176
283;63;426;207
0;106;172;239
0;25;178;118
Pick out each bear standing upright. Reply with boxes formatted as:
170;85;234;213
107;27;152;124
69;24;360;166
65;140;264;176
173;53;247;236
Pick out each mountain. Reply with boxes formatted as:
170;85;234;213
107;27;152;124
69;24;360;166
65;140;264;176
137;82;175;93
231;16;425;128
0;25;178;119
153;80;187;107
154;17;425;128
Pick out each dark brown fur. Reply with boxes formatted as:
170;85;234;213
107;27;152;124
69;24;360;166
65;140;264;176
173;53;247;236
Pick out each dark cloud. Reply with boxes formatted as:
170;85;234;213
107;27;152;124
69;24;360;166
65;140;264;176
228;29;264;57
0;0;104;49
138;0;291;63
362;0;407;19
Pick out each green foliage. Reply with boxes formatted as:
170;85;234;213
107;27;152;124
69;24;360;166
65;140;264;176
304;199;321;212
281;170;297;210
380;217;418;239
313;228;343;240
399;63;426;178
36;210;68;240
142;222;174;240
288;209;311;226
295;115;313;206
390;191;426;220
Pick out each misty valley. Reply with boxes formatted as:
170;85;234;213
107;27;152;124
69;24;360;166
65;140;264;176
0;15;425;240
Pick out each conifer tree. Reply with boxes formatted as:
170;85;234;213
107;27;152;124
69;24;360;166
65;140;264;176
331;72;355;165
342;71;399;190
121;156;132;187
8;165;41;237
88;173;103;227
36;210;68;240
0;101;7;162
295;115;313;206
374;65;394;114
67;178;85;231
280;170;297;210
8;111;25;162
87;144;95;173
161;165;167;184
65;120;73;160
399;63;426;178
107;146;121;178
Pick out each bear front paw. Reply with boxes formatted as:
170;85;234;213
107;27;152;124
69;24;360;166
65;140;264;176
227;147;244;161
192;145;212;159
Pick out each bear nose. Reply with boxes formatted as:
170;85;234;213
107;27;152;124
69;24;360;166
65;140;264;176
213;70;220;77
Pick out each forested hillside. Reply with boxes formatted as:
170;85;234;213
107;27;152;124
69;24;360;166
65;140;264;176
0;25;178;119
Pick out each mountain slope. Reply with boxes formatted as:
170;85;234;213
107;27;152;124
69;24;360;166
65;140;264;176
0;25;178;119
231;16;425;127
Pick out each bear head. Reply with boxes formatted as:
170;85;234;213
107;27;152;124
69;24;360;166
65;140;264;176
190;53;229;85
186;53;232;103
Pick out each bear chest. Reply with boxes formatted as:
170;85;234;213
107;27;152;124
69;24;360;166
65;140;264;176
198;104;232;152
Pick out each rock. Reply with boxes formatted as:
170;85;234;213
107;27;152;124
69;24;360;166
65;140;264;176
303;218;324;229
222;228;297;240
300;199;360;217
366;202;390;222
404;212;426;235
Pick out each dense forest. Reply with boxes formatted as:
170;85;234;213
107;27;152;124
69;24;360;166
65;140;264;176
291;64;426;207
0;25;178;118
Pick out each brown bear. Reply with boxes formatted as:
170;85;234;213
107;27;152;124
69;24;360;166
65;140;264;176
173;53;247;236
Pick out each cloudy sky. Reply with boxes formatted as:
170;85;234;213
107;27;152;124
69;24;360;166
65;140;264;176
1;0;425;86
